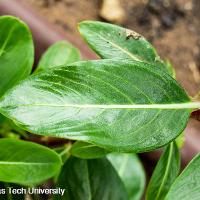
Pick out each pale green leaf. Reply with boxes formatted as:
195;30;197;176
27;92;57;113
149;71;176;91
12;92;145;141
36;41;80;72
108;153;145;200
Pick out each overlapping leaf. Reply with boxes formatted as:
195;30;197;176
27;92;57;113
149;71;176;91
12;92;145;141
78;21;167;72
54;157;128;200
146;142;180;200
108;153;145;200
165;153;200;200
0;59;192;152
70;141;109;159
36;41;80;72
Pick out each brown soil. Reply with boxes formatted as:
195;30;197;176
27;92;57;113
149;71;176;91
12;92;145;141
22;0;200;97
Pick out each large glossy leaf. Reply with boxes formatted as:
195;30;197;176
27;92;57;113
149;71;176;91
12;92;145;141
0;138;61;185
0;16;34;97
165;153;200;200
0;59;194;152
36;41;80;72
78;21;167;72
146;142;180;200
108;153;145;200
54;156;128;200
70;141;109;159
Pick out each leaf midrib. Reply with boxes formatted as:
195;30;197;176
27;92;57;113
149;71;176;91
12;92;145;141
0;161;54;165
98;35;142;61
155;143;174;200
3;102;200;109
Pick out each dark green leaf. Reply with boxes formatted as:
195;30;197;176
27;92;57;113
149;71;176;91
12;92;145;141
146;142;180;200
78;21;167;72
0;182;25;200
54;156;128;200
0;16;34;97
165;153;200;200
108;153;145;200
70;141;109;159
0;59;193;152
0;138;62;186
36;41;80;72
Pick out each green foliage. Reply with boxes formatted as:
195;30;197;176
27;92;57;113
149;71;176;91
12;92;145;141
54;156;128;200
0;16;34;97
0;59;191;152
165;153;200;200
0;139;61;185
36;41;80;72
0;15;199;200
108;153;145;200
78;21;168;73
146;142;180;200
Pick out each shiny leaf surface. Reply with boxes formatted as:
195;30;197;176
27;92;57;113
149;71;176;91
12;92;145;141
78;21;167;72
0;59;192;152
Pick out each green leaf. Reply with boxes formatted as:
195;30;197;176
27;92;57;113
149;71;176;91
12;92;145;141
70;141;109;159
146;142;180;200
36;41;80;72
0;16;34;97
78;21;167;72
165;153;200;200
164;60;176;78
0;138;61;186
108;153;145;200
54;156;128;200
0;59;193;152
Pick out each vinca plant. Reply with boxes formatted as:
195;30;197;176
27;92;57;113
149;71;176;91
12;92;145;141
0;15;200;200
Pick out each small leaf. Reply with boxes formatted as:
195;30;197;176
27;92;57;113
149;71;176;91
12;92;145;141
54;156;128;200
0;138;62;186
165;153;200;200
70;141;109;159
0;59;193;152
108;153;145;200
146;142;180;200
0;16;34;97
36;41;81;72
78;21;167;72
